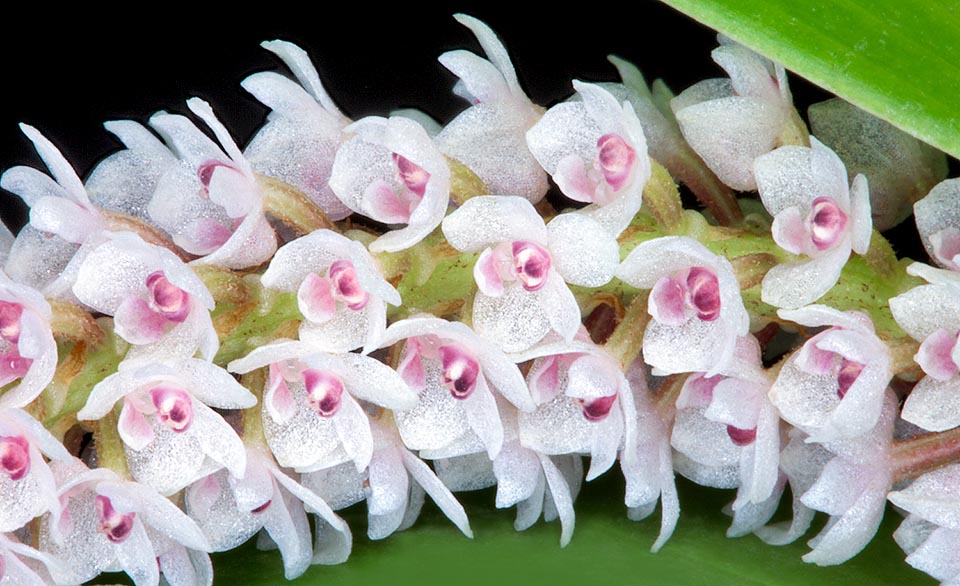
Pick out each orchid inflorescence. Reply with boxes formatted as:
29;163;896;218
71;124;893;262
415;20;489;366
1;13;959;586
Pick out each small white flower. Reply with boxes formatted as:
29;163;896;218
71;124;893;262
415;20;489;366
435;14;548;202
148;98;278;269
186;446;351;579
379;315;533;460
0;271;57;410
242;40;354;220
41;459;210;586
527;81;650;236
442;196;618;354
261;229;400;354
889;263;960;431
329;115;450;252
671;41;795;191
771;305;891;442
754;137;872;309
229;340;415;473
302;413;473;541
616;235;749;377
72;231;218;361
77;358;255;495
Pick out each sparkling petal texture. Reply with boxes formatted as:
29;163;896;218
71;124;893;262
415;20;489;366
329;116;450;252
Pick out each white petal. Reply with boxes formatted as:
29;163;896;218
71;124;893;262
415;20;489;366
452;14;524;99
761;244;850;309
333;352;417;410
888;464;960;530
99;480;210;551
260;40;346;118
77;372;127;420
849;174;872;254
539;453;576;547
442;195;547;252
546;212;619;286
259;487;313;579
333;393;374;471
889;281;960;341
400;449;473;538
493;441;541;508
901;376;960;432
18;124;89;206
676;96;780;191
461;376;504;459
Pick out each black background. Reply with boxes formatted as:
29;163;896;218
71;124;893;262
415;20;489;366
0;3;835;231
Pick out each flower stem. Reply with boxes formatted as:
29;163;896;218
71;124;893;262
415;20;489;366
891;426;960;484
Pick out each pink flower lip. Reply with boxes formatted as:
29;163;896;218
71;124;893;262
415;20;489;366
836;358;865;399
95;495;136;544
596;133;636;192
392;153;430;198
149;386;194;432
576;394;617;422
439;344;480;400
328;259;369;311
145;271;190;323
809;197;848;251
303;369;345;417
0;435;30;481
726;425;757;446
511;240;552;292
0;301;24;344
686;267;721;321
197;159;238;195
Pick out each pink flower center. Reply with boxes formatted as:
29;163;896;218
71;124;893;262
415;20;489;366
0;435;30;481
439;344;480;400
511;241;552;292
809;197;848;251
197;160;238;197
145;271;190;323
328;260;369;311
575;395;618;422
303;369;344;417
596;133;636;192
836;358;864;399
726;425;757;446
393;153;430;198
930;227;960;270
0;301;24;344
686;267;721;321
149;386;194;432
95;495;136;544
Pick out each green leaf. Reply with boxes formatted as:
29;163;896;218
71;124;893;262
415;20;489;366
658;0;960;159
167;477;932;586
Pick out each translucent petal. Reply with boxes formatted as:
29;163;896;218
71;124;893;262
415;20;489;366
888;464;960;530
901;376;960;432
260;40;346;118
442;195;547;252
890;282;960;341
400;449;473;538
761;243;850;309
546;212;619;286
461;376;504;459
435;105;547;201
676;96;780;191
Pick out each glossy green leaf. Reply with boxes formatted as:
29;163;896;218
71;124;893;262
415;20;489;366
659;0;960;159
119;476;929;586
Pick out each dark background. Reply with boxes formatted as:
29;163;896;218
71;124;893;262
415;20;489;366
0;3;834;230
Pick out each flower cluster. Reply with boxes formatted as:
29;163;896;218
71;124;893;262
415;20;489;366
1;14;958;586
